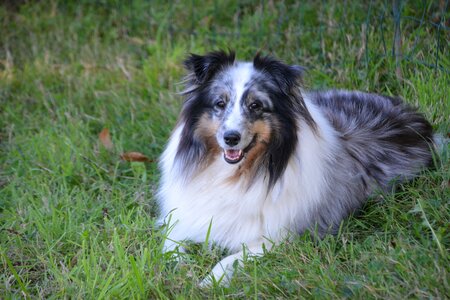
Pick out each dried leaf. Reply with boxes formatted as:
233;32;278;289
99;128;113;150
120;152;152;162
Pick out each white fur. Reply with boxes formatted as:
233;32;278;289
157;93;340;285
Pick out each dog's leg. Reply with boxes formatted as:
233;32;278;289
161;223;186;261
162;238;186;254
160;214;187;257
199;241;271;287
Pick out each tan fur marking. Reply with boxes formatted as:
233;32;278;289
195;114;221;166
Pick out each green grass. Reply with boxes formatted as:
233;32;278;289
0;0;448;298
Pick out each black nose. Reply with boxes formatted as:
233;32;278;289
224;131;241;146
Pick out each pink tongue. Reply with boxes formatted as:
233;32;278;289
225;150;241;160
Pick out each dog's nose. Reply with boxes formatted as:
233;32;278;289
224;131;241;146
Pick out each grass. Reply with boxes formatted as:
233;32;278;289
0;0;449;298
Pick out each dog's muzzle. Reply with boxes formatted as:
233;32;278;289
222;131;257;164
223;131;244;163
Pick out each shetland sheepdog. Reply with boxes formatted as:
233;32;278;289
157;50;435;285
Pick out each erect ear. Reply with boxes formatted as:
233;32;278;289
183;50;236;84
253;53;305;88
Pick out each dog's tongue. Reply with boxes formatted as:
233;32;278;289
224;149;243;163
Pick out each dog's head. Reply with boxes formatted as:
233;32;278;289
176;50;315;187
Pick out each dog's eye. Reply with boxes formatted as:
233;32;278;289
215;100;226;110
248;101;263;111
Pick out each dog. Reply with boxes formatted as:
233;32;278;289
157;50;435;286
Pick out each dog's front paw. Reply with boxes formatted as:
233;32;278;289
199;264;233;287
199;255;239;287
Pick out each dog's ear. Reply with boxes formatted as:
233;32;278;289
289;65;306;78
253;53;315;131
184;50;236;84
253;53;305;88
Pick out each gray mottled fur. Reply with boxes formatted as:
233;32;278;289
304;89;434;234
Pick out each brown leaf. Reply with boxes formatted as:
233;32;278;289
99;128;113;150
120;152;152;162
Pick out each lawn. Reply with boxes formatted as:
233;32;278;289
0;0;448;298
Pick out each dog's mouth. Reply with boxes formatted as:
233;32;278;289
222;136;257;164
223;149;244;164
